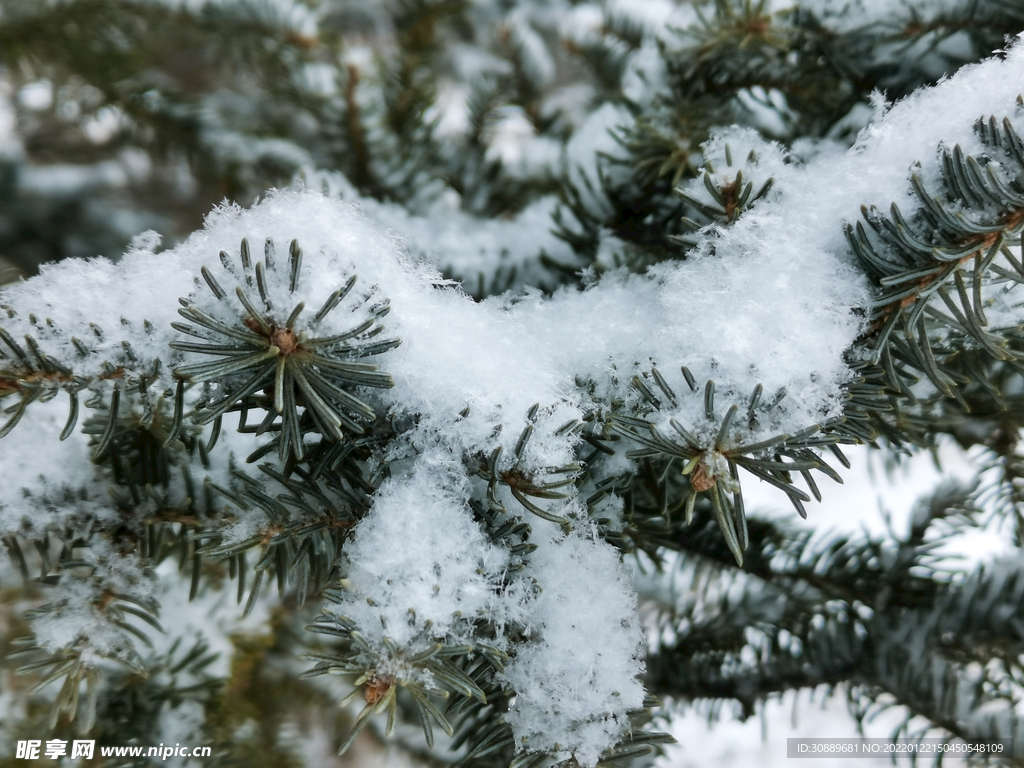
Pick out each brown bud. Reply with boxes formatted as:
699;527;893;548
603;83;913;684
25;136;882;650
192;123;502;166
689;459;716;492
364;675;394;706
270;326;299;355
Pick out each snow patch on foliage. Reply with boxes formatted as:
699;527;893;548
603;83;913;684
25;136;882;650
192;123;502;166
332;462;519;655
605;0;678;32
502;520;646;765
309;170;577;293
679;126;786;221
622;42;670;107
563;103;634;219
29;540;154;661
0;401;107;535
508;12;556;91
853;37;1024;193
0;90;20;160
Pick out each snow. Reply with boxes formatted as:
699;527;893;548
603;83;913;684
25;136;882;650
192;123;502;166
0;89;18;161
502;519;646;765
605;0;679;33
308;171;577;292
330;462;520;656
678;126;786;216
0;399;113;535
16;80;53;111
17;160;132;196
484;108;562;179
622;42;670;107
563;103;635;220
507;13;556;92
851;38;1024;194
558;4;604;43
29;540;155;662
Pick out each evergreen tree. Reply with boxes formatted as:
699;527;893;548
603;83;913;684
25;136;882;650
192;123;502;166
1;1;1024;766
